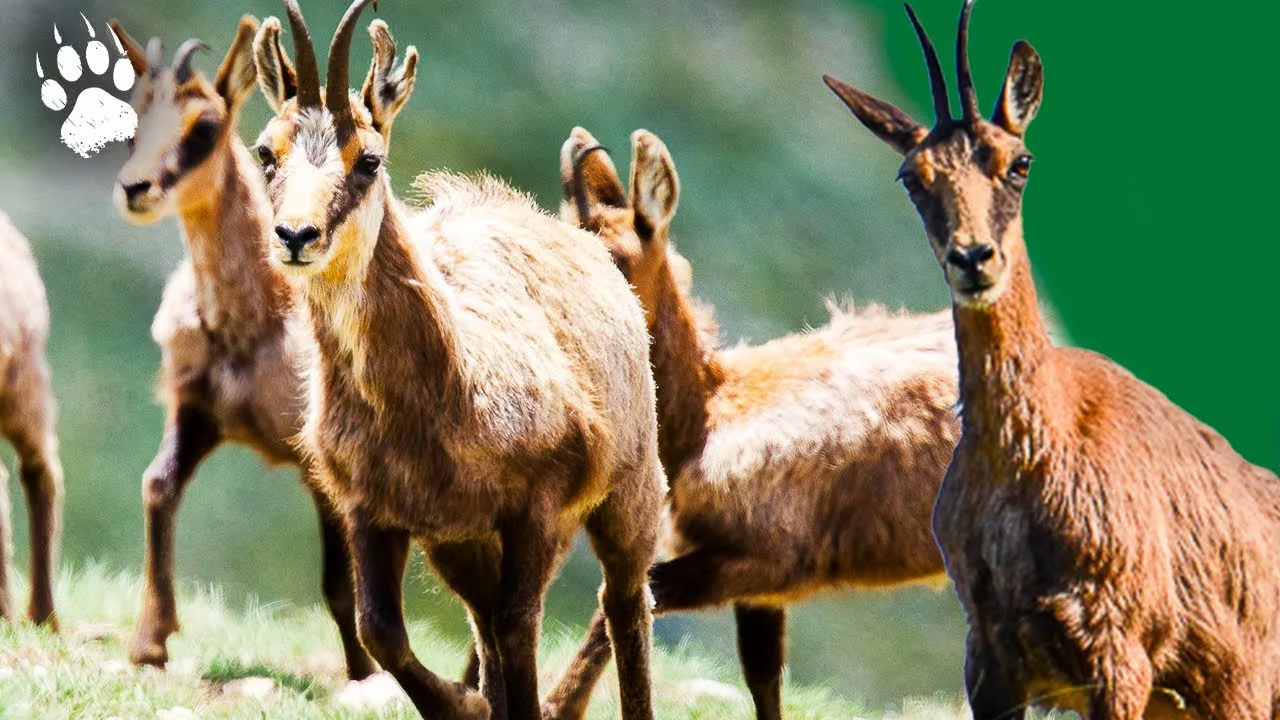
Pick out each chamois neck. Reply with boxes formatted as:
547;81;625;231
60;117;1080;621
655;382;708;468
304;196;460;414
176;137;289;345
648;265;724;475
952;235;1054;430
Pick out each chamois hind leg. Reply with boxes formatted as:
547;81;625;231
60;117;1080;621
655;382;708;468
309;488;377;680
735;604;786;720
428;540;506;716
1;357;64;628
542;609;612;720
581;479;661;720
348;514;490;720
130;404;219;667
0;463;12;621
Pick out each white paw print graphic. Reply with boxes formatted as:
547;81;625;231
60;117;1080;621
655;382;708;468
37;14;137;158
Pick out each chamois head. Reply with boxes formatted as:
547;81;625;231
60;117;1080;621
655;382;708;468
561;127;681;323
251;0;417;280
111;17;261;223
825;0;1043;309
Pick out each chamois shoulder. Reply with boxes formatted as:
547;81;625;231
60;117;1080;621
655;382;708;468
409;170;539;217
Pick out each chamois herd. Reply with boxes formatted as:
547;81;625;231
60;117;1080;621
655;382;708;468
1;0;1275;717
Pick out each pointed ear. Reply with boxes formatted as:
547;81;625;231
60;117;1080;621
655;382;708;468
214;16;260;113
993;41;1043;136
108;20;148;78
629;130;679;240
253;17;297;114
361;20;418;140
823;74;928;155
561;127;627;224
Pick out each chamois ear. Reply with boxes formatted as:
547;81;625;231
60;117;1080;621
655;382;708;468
561;127;627;222
823;74;928;155
629;129;679;240
107;20;148;78
214;16;260;113
993;41;1043;137
361;20;418;140
253;16;297;114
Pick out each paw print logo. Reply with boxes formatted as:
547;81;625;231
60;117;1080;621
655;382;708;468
37;15;137;158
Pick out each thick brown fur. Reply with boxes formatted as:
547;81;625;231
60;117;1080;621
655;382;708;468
0;212;63;629
827;2;1280;717
252;3;664;719
109;16;375;679
545;128;960;720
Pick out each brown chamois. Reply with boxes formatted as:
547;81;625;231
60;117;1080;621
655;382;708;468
250;2;663;719
108;15;419;678
544;128;960;720
0;212;63;629
826;2;1280;717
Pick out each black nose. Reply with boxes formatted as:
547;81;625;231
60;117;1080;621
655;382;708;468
121;180;151;203
946;244;995;272
275;224;320;255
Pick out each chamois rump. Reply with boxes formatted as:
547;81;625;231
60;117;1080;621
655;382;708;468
0;212;63;629
251;1;663;718
827;2;1280;717
544;128;960;720
107;16;412;677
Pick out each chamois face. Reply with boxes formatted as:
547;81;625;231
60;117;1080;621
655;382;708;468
825;1;1043;310
250;2;417;281
112;17;261;224
561;127;680;324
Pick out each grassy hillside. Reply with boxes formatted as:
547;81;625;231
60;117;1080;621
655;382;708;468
0;566;981;719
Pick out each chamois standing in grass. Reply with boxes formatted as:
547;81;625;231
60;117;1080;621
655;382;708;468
250;1;664;718
108;15;421;678
826;2;1280;717
0;212;63;629
543;128;960;720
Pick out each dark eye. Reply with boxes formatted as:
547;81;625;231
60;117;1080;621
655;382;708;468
179;119;220;166
354;154;382;177
255;145;276;169
898;170;925;196
1009;155;1033;180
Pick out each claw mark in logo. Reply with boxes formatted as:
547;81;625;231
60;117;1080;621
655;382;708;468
38;15;137;158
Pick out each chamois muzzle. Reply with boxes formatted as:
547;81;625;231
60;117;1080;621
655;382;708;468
276;223;320;262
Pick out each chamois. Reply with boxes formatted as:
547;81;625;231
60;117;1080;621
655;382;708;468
544;128;960;720
251;1;663;718
0;212;63;628
108;16;420;678
826;2;1280;717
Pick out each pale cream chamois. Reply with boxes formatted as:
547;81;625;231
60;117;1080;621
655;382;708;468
0;212;63;629
543;128;960;720
826;2;1280;717
250;1;663;719
108;15;416;678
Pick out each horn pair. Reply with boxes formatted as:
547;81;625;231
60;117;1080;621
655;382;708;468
143;37;208;83
285;0;377;141
905;0;979;127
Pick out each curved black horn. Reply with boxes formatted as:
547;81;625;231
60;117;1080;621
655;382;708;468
956;0;980;121
904;4;951;126
284;0;320;108
172;38;208;84
326;0;377;141
145;37;163;71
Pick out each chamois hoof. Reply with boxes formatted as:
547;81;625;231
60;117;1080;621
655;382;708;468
452;682;491;720
128;635;170;668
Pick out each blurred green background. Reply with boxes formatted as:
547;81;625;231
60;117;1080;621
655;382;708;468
0;0;1275;711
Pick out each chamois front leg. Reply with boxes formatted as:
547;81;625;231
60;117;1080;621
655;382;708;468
309;488;377;680
429;540;506;715
130;404;220;667
735;604;786;720
0;464;12;621
349;514;490;720
542;610;611;720
493;517;566;720
1084;631;1153;720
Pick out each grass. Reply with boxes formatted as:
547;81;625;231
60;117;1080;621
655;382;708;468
0;565;986;719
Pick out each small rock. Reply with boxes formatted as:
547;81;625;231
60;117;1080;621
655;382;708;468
222;676;277;700
335;672;407;710
673;678;744;702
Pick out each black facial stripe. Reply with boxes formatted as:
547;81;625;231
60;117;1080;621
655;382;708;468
912;193;950;246
988;181;1023;247
325;174;375;233
156;166;181;192
175;121;222;173
633;211;655;242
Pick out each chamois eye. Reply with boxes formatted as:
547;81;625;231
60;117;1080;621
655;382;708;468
899;171;925;196
256;145;276;169
354;154;382;177
1009;155;1033;179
